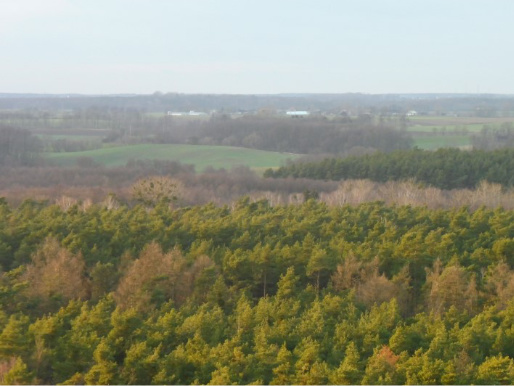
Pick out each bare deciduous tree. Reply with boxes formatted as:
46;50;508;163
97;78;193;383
131;176;184;207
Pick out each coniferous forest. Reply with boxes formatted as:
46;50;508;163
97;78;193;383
265;148;514;190
2;197;514;384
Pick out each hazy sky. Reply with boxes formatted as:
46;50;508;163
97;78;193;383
1;0;513;94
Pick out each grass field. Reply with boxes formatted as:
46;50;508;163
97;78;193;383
408;116;514;125
407;116;514;133
407;123;486;133
412;135;472;150
45;144;300;171
33;129;109;139
406;116;514;149
37;134;105;140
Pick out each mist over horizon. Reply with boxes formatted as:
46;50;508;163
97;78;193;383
2;0;514;95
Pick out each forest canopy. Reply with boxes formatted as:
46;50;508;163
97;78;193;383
1;199;514;384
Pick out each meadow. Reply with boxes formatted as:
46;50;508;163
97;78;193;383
412;134;472;150
45;143;300;171
406;115;514;149
407;115;514;125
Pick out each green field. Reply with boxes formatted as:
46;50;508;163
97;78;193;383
37;134;105;140
406;116;514;150
413;135;472;150
33;129;110;139
45;144;300;171
407;123;486;133
407;116;514;133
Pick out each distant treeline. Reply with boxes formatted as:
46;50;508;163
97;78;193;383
265;148;514;190
0;113;413;155
472;122;514;150
147;115;413;154
0;125;41;166
1;92;514;115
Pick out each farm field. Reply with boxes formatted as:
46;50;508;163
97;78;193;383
412;134;472;150
408;115;514;125
406;115;514;132
45;143;300;171
407;123;484;133
406;116;514;150
32;128;110;138
37;134;105;141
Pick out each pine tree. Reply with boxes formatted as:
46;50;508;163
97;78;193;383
330;341;362;385
1;357;33;385
83;340;118;385
476;355;514;385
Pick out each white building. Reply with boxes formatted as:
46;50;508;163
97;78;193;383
286;111;310;118
167;110;207;116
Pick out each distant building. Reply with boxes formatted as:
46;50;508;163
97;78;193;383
286;111;310;118
188;111;206;116
406;110;418;116
167;110;207;116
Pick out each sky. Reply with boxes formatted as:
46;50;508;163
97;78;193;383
1;0;513;95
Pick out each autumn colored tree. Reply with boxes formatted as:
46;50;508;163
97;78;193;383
114;242;188;310
22;237;89;312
